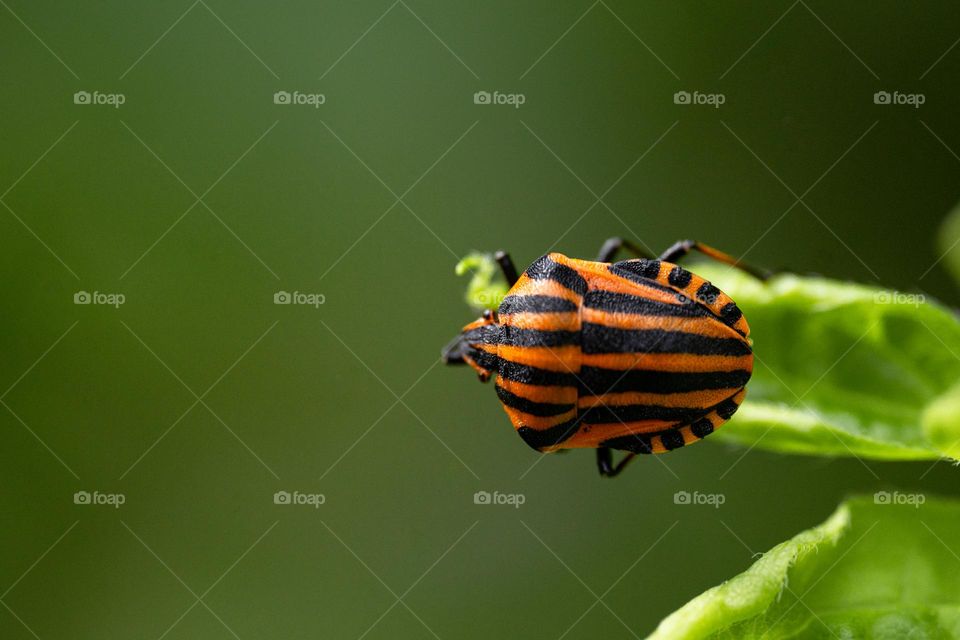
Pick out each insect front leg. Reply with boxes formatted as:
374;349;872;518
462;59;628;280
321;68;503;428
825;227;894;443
494;251;519;286
596;237;655;263
659;240;771;281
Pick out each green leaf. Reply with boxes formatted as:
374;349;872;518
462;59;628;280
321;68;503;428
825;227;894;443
694;264;960;461
649;495;960;639
455;252;509;312
938;200;960;285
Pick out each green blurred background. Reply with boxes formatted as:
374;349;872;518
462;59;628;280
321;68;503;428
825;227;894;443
2;2;960;638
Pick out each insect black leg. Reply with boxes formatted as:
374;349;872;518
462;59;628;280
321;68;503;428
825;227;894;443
596;237;655;263
597;447;613;475
494;251;519;286
659;240;771;281
596;447;638;478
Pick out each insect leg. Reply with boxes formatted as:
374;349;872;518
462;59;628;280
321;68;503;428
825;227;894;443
597;447;613;475
659;240;771;281
596;447;638;478
596;237;656;263
494;251;519;286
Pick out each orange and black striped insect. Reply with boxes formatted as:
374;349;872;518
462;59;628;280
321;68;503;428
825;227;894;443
442;237;769;477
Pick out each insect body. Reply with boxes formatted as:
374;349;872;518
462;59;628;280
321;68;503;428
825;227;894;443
443;238;767;477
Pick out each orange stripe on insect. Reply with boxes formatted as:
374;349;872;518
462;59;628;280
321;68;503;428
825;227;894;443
501;405;578;430
566;419;679;448
478;343;580;373
580;352;752;373
580;308;746;339
496;378;577;405
577;388;740;409
496;310;579;331
509;275;583;304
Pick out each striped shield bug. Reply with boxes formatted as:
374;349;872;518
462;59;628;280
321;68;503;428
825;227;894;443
442;237;770;477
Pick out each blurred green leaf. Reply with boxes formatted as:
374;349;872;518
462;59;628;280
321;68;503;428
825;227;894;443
649;495;960;639
939;201;960;285
696;265;960;461
456;252;509;312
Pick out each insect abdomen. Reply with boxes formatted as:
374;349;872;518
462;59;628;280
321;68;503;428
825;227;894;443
575;258;751;453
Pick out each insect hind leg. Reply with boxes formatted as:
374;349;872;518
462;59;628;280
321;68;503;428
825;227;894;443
659;240;771;281
596;447;638;478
